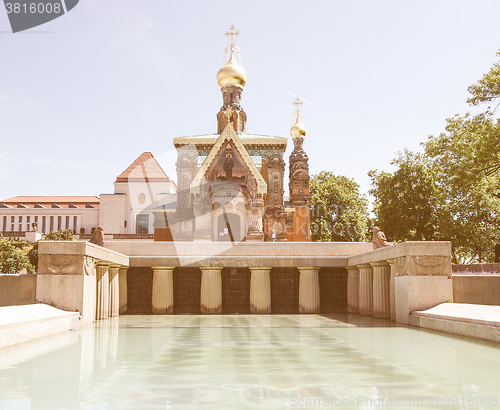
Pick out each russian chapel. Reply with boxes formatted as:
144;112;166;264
155;26;310;242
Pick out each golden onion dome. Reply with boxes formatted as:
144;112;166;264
290;117;307;139
217;52;247;88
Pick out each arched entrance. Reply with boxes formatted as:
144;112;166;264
217;212;241;242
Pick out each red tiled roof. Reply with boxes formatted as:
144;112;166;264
0;196;100;209
116;152;171;183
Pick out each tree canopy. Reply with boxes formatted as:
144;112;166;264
310;171;369;242
369;150;441;242
370;50;500;262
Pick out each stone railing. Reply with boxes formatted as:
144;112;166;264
347;241;452;324
37;241;129;325
1;231;26;238
112;234;155;240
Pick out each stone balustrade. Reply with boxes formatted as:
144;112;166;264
347;241;453;324
37;241;129;324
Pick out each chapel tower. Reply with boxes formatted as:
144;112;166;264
216;25;247;133
285;98;311;241
289;98;310;205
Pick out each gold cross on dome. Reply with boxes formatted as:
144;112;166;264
225;25;239;50
293;97;303;120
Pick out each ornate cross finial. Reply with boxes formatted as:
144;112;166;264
293;97;303;121
224;24;241;64
225;24;239;50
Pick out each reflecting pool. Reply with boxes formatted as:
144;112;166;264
0;314;499;409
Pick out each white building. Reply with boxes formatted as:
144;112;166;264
0;152;176;238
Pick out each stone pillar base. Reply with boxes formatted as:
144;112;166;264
200;267;222;314
298;267;320;314
358;264;373;316
152;267;174;314
250;267;271;314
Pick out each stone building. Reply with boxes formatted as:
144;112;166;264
0;154;176;238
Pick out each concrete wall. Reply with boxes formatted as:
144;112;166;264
0;274;36;306
453;275;500;306
99;194;127;235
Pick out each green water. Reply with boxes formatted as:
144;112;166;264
0;315;499;409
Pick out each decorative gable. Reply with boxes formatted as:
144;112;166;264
190;122;267;195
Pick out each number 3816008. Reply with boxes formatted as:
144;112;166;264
5;2;62;14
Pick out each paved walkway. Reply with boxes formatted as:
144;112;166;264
0;304;80;349
0;304;78;327
412;302;500;343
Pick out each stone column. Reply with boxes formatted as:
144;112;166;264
108;265;120;317
346;266;359;313
151;266;175;314
96;262;110;320
118;267;128;314
249;267;271;314
357;264;373;316
371;261;391;319
298;267;320;314
387;259;396;321
200;267;222;314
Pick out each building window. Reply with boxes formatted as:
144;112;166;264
42;216;46;234
11;216;15;231
18;216;23;231
65;216;70;230
73;216;78;233
27;216;31;231
2;216;6;232
50;216;54;232
135;214;149;234
57;216;62;230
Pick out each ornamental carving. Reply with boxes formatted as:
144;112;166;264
395;257;408;276
84;256;95;276
409;256;451;277
39;254;83;275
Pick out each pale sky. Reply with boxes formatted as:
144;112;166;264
1;0;500;205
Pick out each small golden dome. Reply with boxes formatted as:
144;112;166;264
290;117;307;139
217;52;247;88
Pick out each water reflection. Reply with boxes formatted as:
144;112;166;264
0;314;499;409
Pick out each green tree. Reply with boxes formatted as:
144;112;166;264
0;237;35;274
423;51;500;262
309;171;369;242
467;51;500;107
425;114;500;263
369;150;442;242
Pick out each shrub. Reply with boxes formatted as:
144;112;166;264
0;237;35;274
